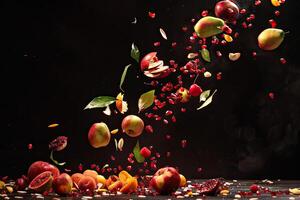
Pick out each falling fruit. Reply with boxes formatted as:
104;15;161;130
194;16;225;38
258;28;285;51
224;34;233;42
271;0;281;7
116;93;128;114
229;52;241;61
88;122;111;148
215;0;240;23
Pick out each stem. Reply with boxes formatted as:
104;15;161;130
193;73;199;84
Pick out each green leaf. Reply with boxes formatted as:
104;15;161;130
200;48;211;62
197;89;217;110
133;141;145;163
200;90;211;102
119;64;131;92
131;43;140;63
138;90;155;112
84;96;116;110
50;150;66;166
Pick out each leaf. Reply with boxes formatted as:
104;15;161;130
200;48;211;62
84;96;115;110
200;90;211;102
131;43;140;63
133;141;145;163
119;64;131;92
138;90;155;112
197;90;217;110
50;150;66;166
114;139;118;151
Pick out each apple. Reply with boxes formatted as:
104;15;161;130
121;115;144;137
179;174;187;187
150;167;181;195
215;0;239;23
88;122;111;148
140;52;171;79
83;169;98;183
52;173;73;195
78;176;96;192
71;173;85;186
27;161;60;181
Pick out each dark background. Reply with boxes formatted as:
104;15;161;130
1;0;300;179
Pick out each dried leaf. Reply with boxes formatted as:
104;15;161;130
197;90;217;110
133;141;145;163
131;43;140;63
200;48;211;62
200;90;211;102
138;90;155;112
119;64;131;92
50;150;66;166
118;138;124;151
84;96;115;110
103;106;111;116
159;28;168;40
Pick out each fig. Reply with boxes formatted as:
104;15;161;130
194;16;225;38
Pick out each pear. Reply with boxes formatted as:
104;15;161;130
258;28;285;51
194;16;225;38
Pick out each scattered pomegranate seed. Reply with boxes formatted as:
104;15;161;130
254;0;261;6
127;165;132;171
250;184;260;193
280;57;287;64
27;143;33;150
268;92;275;100
242;22;247;29
163;119;169;124
216;51;222;57
269;19;277;28
154;42;160;47
166;151;171;157
78;163;83;171
197;167;202;173
182;26;188;32
165;134;171;140
252;51;257;58
171;42;177;48
171;115;176;123
181;139;187;148
274;10;280;16
240;9;247;14
148;12;156;19
145;125;154;134
140;147;152;158
90;164;96;169
201;10;208;17
181;108;186;112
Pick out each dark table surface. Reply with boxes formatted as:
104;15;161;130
1;180;300;200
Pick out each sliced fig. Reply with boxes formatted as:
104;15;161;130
148;60;164;70
197;179;220;195
149;66;169;74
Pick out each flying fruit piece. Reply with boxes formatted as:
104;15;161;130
52;173;73;195
71;173;85;186
120;177;138;193
198;179;220;195
150;167;181;195
140;52;171;79
28;171;53;193
140;147;151;158
121;115;144;137
271;0;281;7
189;84;203;97
105;175;119;188
88;122;111;148
229;52;241;61
258;28;285;50
116;93;128;114
215;0;239;23
194;16;225;38
176;87;191;103
78;176;97;192
27;161;60;182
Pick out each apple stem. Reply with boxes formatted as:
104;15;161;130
193;74;199;84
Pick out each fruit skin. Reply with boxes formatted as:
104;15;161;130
141;52;158;71
150;167;181;195
179;174;187;187
27;161;60;182
258;28;285;50
52;173;73;195
96;175;106;188
120;177;138;193
198;179;220;195
88;122;111;148
83;169;98;183
121;115;144;137
28;171;53;193
71;173;85;186
194;16;225;38
105;175;119;188
215;0;239;23
176;87;191;103
189;84;203;97
140;147;151;158
78;176;97;192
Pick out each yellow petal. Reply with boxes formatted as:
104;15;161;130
111;129;119;134
48;123;59;128
224;34;233;42
271;0;281;7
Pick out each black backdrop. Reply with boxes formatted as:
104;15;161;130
1;0;300;179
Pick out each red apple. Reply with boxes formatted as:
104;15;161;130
215;0;239;23
78;176;96;192
27;161;60;181
88;122;111;148
150;167;181;195
52;173;73;195
140;52;158;71
121;115;144;137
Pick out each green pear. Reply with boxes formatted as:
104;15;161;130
194;16;225;38
258;28;285;51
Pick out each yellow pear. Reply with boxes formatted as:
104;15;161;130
194;16;225;38
258;28;285;51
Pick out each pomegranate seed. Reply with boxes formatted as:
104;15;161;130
189;84;202;96
181;139;187;148
129;153;134;158
242;22;247;29
140;147;151;158
148;12;156;19
269;19;277;28
150;162;157;169
217;72;222;80
280;58;287;64
234;32;239;38
191;18;196;23
145;125;154;134
249;14;255;20
28;143;33;150
181;108;186;112
240;9;247;14
90;164;96;169
111;155;116;161
118;165;122;171
197;167;202;173
248;23;253;28
268;92;275;100
171;115;176;123
182;26;188;32
165;134;171;140
250;184;260;193
254;0;261;6
166;152;171;157
185;45;192;51
189;36;196;43
165;110;173;116
216;51;222;57
274;10;280;16
154;42;160;47
163;119;169;124
172;42;177;47
155;153;161;158
127;165;132;171
252;51;257;58
78;164;83;171
201;10;208;17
